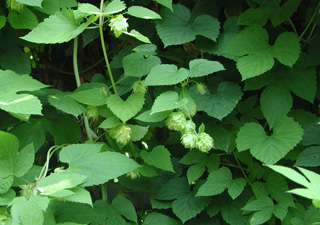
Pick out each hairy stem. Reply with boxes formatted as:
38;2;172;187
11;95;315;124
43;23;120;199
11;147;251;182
99;0;118;95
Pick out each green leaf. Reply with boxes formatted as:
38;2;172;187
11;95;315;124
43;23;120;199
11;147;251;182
8;7;38;30
99;116;120;129
128;125;149;141
154;0;172;11
0;131;34;179
21;9;95;44
19;197;44;225
0;47;31;75
127;6;161;19
59;144;140;186
0;189;16;205
0;176;13;194
123;53;161;77
144;64;189;86
123;30;151;43
143;212;181;225
0;70;47;115
78;3;101;15
64;187;93;206
156;178;189;200
111;197;137;223
228;178;247;200
189;59;225;78
155;4;220;47
16;0;43;7
172;193;210;223
103;0;126;15
225;26;300;79
186;164;205;184
135;110;171;123
151;91;188;114
242;196;274;225
190;82;242;120
36;0;78;15
68;87;108;106
37;173;87;196
141;145;174;172
236;117;304;164
133;44;157;55
106;93;145;122
48;90;87;117
296;146;320;167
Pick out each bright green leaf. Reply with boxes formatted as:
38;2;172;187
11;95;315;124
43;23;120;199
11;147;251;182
99;116;120;129
19;197;44;225
78;3;100;15
144;64;189;86
64;187;93;206
8;7;38;30
141;145;174;172
123;53;161;77
68;87;108;106
123;29;151;43
0;189;16;205
106;93;145;122
151;91;188;114
236;117;304;164
0;176;13;194
16;0;42;7
103;0;126;15
189;59;224;78
127;6;161;19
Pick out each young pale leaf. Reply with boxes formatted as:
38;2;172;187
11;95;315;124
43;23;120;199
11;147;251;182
172;193;210;223
123;30;151;43
141;146;174;172
8;7;38;30
142;212;181;225
106;93;145;122
123;53;161;77
16;0;43;7
144;64;189;86
64;187;93;206
151;91;188;114
127;6;161;19
189;59;225;78
155;4;219;47
103;0;126;15
190;82;242;120
59;144;140;186
48;91;86;117
236;117;303;164
68;87;108;106
21;9;95;44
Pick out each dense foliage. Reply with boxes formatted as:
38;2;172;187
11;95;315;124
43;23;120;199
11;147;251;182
0;0;320;224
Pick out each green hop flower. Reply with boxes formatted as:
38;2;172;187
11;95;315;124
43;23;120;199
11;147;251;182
6;0;24;12
196;83;206;95
181;132;197;149
86;106;99;121
132;81;147;94
109;14;129;38
109;125;132;145
166;112;187;132
126;169;141;179
182;120;196;134
195;132;214;153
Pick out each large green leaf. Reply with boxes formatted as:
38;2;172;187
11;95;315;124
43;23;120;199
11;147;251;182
68;87;108;106
296;146;320;167
59;144;140;186
144;64;189;86
127;6;161;19
21;8;95;44
155;4;220;47
106;93;145;122
151;91;188;114
19;197;44;225
62;187;93;206
142;212;181;225
197;167;246;199
0;131;34;179
8;7;38;30
190;82;242;120
189;59;225;78
0;70;47;115
141;146;174;172
122;52;161;77
242;196;274;225
236;117;303;164
225;26;300;80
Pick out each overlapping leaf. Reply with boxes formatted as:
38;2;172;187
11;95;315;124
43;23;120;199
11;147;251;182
127;6;161;19
151;91;188;114
141;146;174;172
189;59;225;78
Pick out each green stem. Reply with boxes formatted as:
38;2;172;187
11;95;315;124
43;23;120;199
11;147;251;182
288;18;298;35
73;37;93;141
99;0;118;95
299;2;320;39
101;183;108;201
233;152;253;189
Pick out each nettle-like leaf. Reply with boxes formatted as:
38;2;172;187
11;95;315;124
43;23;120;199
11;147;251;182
127;6;161;19
236;116;303;164
197;167;246;199
141;145;174;172
0;131;34;180
0;70;47;115
190;82;242;120
106;93;145;122
21;8;97;44
144;64;189;86
123;52;161;77
151;91;188;114
224;26;300;80
59;144;140;186
189;59;225;78
237;0;301;27
155;4;220;47
246;55;316;127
